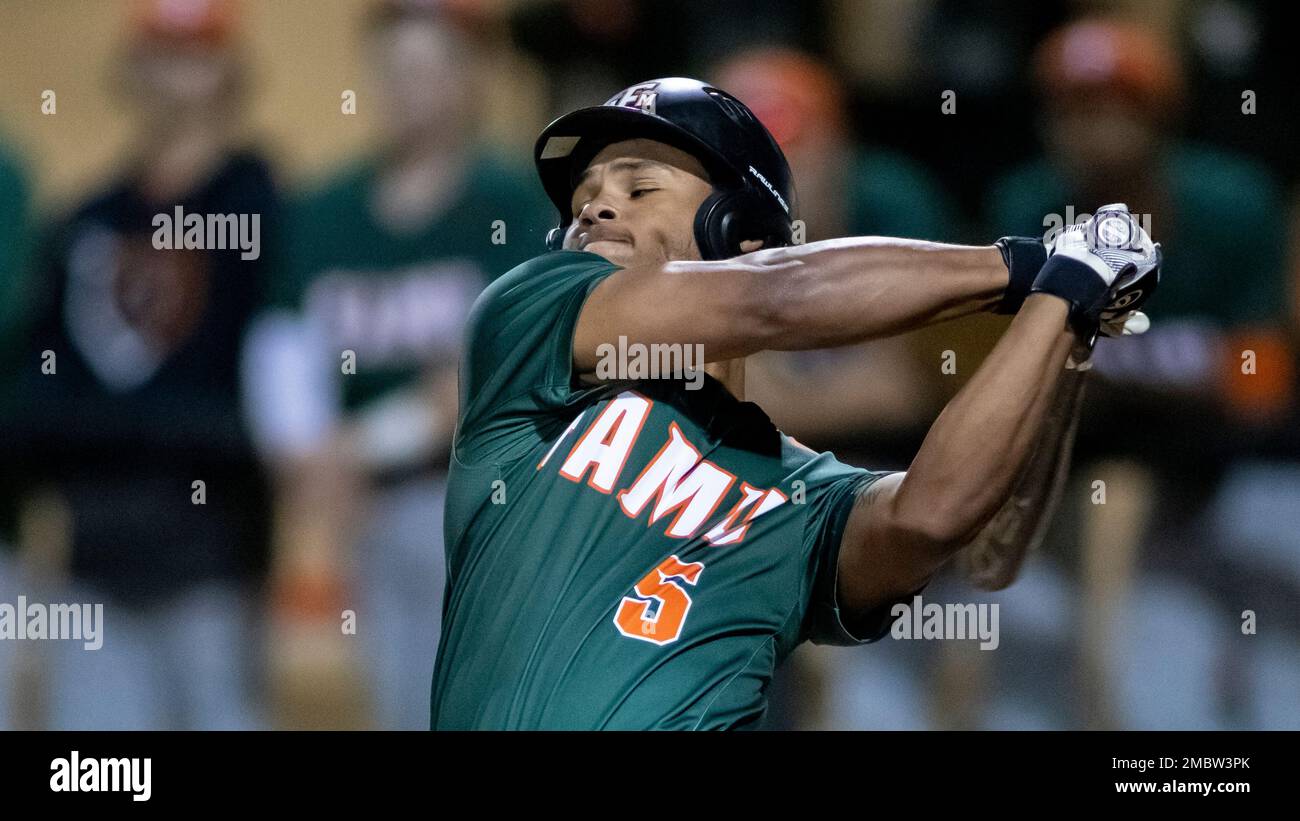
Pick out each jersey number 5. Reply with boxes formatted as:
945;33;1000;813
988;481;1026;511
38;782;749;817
613;555;704;646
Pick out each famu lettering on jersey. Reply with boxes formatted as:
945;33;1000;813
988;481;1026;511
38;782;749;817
543;395;788;550
541;393;791;645
431;250;917;730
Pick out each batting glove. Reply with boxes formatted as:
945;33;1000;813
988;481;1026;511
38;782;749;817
1098;250;1162;340
1032;204;1158;346
992;236;1048;315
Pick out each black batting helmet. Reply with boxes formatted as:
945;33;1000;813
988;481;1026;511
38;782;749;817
534;77;797;260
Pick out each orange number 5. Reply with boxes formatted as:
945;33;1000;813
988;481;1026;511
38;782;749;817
613;555;704;646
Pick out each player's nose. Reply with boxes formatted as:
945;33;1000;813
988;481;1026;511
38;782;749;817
578;198;619;226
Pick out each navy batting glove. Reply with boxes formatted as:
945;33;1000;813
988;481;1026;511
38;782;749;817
1031;225;1126;346
992;236;1048;315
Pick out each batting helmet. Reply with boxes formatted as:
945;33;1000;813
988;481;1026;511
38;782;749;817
534;77;797;260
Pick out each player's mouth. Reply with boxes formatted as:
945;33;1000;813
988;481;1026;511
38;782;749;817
578;228;632;250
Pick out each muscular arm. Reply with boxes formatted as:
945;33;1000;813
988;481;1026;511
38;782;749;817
957;348;1089;590
573;237;1008;372
835;293;1078;614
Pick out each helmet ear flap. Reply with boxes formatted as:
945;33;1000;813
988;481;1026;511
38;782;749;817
693;190;738;260
686;189;759;259
694;189;792;260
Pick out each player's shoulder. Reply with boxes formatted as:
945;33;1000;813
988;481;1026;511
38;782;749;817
470;249;620;315
493;248;620;286
460;249;622;363
778;433;883;491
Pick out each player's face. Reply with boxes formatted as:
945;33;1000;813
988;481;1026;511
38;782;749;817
565;139;713;266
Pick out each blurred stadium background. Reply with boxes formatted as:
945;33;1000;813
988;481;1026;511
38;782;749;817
0;0;1297;730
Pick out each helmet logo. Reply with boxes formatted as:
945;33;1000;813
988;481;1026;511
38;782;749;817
607;82;659;114
748;165;790;215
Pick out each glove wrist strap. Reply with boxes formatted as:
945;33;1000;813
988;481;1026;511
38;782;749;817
1030;254;1109;345
993;236;1048;315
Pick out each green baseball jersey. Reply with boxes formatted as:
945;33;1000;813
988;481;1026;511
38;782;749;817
431;250;907;730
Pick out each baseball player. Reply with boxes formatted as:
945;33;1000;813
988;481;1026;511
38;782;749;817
430;78;1160;729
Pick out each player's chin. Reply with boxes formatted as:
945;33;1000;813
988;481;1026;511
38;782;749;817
582;239;635;263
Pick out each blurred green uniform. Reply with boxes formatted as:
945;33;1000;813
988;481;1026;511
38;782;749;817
271;152;554;414
266;150;553;729
987;145;1288;327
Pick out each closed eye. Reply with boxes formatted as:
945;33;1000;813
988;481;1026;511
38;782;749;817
630;188;659;199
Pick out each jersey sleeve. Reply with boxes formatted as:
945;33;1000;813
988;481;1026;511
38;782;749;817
454;249;622;465
801;469;924;646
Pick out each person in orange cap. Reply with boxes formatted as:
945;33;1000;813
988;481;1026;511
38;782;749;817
119;0;246;130
988;17;1295;731
713;47;960;456
991;17;1290;423
716;47;957;246
712;49;957;516
993;17;1286;332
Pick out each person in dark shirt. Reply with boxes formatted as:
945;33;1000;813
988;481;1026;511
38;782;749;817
10;0;275;730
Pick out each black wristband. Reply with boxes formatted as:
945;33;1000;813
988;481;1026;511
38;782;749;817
993;236;1047;315
1029;253;1109;344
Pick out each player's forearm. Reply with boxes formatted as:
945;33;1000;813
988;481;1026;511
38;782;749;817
889;293;1076;550
574;236;1012;370
747;236;1008;349
961;360;1088;589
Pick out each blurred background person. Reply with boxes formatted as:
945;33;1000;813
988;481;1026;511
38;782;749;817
243;0;552;729
991;17;1289;336
715;46;958;475
7;0;276;730
984;16;1298;730
0;140;35;371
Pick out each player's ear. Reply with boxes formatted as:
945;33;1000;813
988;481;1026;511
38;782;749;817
738;239;765;254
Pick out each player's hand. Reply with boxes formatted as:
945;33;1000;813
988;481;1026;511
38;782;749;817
1034;204;1161;346
1082;204;1162;339
992;235;1048;314
1098;252;1161;339
1030;222;1122;344
1099;309;1151;337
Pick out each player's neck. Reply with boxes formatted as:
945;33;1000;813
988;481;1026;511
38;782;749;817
706;358;745;400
